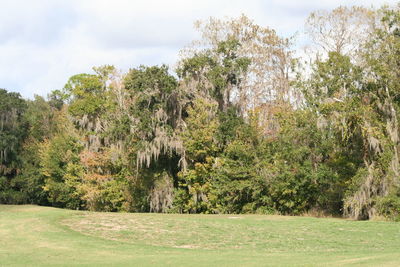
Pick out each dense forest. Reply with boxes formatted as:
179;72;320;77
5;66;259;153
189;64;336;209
1;5;400;220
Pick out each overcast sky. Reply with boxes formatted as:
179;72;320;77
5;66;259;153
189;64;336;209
0;0;398;98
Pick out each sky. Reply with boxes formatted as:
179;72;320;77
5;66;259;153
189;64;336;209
0;0;398;98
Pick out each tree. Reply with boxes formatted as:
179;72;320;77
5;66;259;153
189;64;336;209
344;6;400;219
40;108;84;209
305;6;375;58
0;89;27;177
124;65;185;212
174;98;219;213
179;14;295;136
0;89;28;204
13;96;55;204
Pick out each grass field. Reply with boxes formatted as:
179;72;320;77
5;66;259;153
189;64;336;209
0;205;399;266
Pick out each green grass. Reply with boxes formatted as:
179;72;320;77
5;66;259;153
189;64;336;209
0;205;399;266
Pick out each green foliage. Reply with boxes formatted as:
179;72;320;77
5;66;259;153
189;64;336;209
174;98;219;213
216;106;243;147
124;65;178;139
376;192;400;221
4;7;400;220
261;109;360;215
210;141;271;214
82;177;128;212
304;52;362;104
123;65;182;212
178;38;250;111
40;110;84;209
64;74;106;117
0;89;30;204
124;64;179;157
11;96;56;204
125;65;177;102
0;89;27;176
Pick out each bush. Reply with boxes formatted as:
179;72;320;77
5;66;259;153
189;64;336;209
0;190;28;204
376;194;400;221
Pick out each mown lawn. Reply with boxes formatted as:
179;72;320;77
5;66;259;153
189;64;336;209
0;205;399;266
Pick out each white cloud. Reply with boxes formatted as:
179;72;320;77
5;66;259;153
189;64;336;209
0;0;398;98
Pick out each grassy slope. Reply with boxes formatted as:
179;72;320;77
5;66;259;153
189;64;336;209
0;205;399;266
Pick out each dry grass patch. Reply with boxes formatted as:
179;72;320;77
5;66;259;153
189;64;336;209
61;211;400;253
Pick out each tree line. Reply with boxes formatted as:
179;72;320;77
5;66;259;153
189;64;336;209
1;5;400;220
